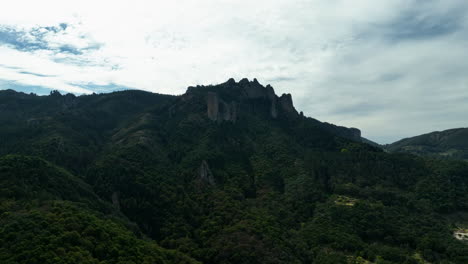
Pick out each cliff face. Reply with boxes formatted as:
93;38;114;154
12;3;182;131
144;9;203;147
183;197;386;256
278;93;295;115
186;78;361;142
206;92;238;122
206;92;219;121
198;160;215;186
319;123;362;142
191;78;298;123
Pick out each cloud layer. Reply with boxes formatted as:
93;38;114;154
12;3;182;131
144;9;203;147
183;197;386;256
1;0;467;143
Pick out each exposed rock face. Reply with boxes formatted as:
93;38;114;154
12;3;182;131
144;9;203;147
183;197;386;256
206;92;238;122
198;78;361;142
242;79;281;119
454;229;468;241
206;92;219;121
349;128;362;141
265;85;278;118
199;160;215;186
203;78;298;121
278;93;296;115
221;101;237;122
243;78;266;99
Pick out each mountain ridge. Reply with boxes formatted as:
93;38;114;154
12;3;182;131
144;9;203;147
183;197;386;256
386;127;468;160
182;78;362;142
0;78;364;143
1;80;468;263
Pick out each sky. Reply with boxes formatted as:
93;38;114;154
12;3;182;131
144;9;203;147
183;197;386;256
0;0;467;143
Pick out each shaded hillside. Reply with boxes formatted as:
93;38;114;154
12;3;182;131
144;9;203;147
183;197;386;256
1;79;468;263
0;155;199;264
386;128;468;161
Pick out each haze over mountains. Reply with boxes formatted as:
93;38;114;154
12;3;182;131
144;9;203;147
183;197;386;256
1;79;467;263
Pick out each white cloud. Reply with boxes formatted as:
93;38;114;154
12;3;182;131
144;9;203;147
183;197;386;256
0;0;468;143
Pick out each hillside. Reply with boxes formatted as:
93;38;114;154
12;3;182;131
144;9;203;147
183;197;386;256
1;78;468;263
386;128;468;161
0;155;199;264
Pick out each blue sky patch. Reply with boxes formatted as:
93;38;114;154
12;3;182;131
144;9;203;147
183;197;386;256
0;23;101;55
0;79;56;95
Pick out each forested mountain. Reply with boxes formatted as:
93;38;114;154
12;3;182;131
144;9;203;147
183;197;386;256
1;78;468;264
386;128;468;161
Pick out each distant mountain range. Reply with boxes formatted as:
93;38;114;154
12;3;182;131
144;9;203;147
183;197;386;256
385;128;468;161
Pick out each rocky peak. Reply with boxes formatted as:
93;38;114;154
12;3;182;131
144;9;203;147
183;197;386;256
183;78;362;142
349;128;362;141
193;78;298;121
278;93;297;116
226;78;236;85
241;78;267;99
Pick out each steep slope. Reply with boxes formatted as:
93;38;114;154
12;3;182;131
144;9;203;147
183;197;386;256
0;155;199;264
1;79;468;263
386;128;468;160
0;89;176;173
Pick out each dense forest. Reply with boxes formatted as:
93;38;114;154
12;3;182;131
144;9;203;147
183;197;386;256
1;79;467;263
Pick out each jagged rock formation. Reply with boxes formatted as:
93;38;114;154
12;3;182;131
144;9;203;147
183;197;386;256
278;93;295;115
188;78;361;142
265;85;278;118
242;78;266;98
194;78;298;123
198;160;215;186
206;92;238;122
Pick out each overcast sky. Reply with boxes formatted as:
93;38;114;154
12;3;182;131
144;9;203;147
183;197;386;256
1;0;467;143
